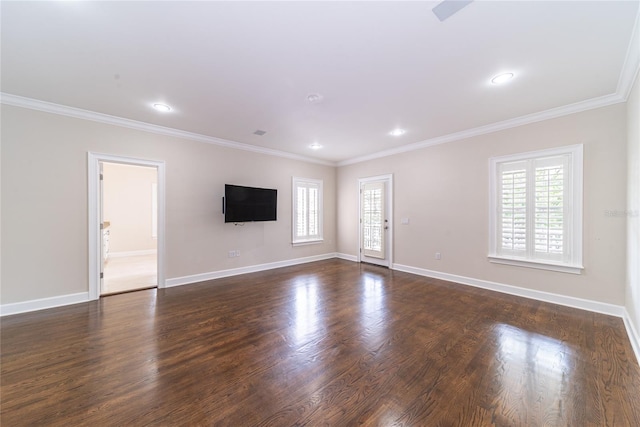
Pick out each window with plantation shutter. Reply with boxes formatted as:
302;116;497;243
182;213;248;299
489;145;583;274
499;163;527;254
292;177;323;244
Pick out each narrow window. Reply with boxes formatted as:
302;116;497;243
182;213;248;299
292;177;323;244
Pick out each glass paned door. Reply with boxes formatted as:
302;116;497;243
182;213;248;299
361;181;386;259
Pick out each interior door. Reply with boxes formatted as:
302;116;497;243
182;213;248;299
99;161;105;294
360;180;388;266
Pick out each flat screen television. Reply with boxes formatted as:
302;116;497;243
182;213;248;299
223;184;277;223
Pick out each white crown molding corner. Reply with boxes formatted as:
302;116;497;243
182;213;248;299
623;309;640;366
165;253;338;288
0;93;335;167
0;292;89;317
617;6;640;101
391;263;626;318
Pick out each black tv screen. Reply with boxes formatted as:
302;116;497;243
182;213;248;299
224;184;277;223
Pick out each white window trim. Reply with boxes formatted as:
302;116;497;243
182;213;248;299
292;239;324;247
292;177;323;245
488;144;584;274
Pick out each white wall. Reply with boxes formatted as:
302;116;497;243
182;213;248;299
0;98;633;315
337;104;628;305
627;71;640;339
103;162;157;253
0;105;336;304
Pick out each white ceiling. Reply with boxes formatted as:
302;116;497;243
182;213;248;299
1;1;639;164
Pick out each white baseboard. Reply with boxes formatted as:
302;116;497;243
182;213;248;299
623;309;640;365
165;253;338;288
336;252;358;262
108;249;157;258
392;263;625;318
0;254;337;316
0;292;89;317
2;255;635;367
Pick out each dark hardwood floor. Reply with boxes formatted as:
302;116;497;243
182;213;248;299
2;259;639;426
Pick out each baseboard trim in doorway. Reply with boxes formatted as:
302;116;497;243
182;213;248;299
0;292;89;317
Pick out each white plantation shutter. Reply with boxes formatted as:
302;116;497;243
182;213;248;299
490;145;582;274
308;186;318;236
533;156;568;261
499;162;527;254
293;177;323;243
296;186;307;237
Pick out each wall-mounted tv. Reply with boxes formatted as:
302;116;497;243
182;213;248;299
223;184;277;223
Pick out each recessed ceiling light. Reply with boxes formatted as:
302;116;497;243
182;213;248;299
152;103;171;112
491;72;515;85
309;143;322;150
306;93;324;104
389;128;406;136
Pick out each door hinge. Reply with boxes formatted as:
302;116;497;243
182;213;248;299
100;272;104;279
360;248;362;253
100;173;104;181
100;222;104;230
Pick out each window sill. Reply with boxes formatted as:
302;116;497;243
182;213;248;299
292;239;324;247
488;255;583;275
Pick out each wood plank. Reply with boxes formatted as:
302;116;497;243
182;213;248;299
1;260;639;425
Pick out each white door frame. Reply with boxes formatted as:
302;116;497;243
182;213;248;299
88;152;166;300
358;174;393;267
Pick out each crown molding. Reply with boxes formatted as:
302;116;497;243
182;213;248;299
0;93;335;167
3;88;629;170
339;8;640;167
3;4;639;172
617;5;640;101
337;92;625;166
1;88;631;170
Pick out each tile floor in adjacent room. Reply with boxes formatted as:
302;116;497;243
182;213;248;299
103;253;157;295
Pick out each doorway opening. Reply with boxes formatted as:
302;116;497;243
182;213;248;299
101;162;158;295
358;174;393;268
88;153;166;300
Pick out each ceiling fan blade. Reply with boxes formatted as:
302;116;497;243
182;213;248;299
432;0;473;22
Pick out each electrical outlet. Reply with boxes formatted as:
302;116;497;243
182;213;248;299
228;251;235;258
401;218;410;225
435;252;441;260
236;250;240;257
